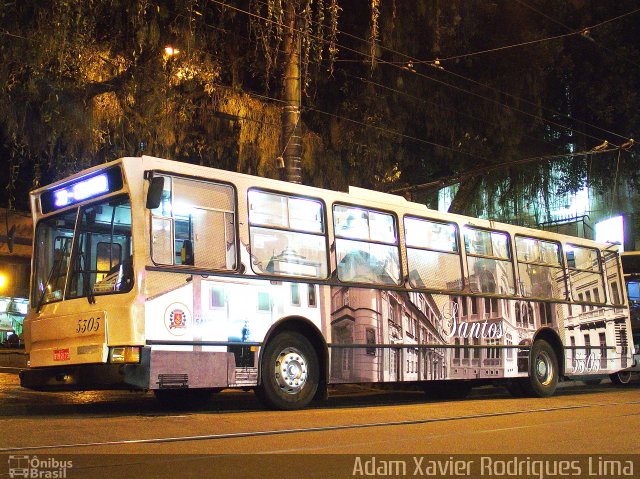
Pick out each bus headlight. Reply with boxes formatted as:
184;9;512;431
109;346;141;364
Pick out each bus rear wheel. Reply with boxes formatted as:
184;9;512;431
257;332;319;410
522;339;558;397
610;371;632;386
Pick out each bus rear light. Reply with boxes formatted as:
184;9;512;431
109;346;141;364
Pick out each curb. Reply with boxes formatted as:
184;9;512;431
0;366;23;374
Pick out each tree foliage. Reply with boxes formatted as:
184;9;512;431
0;0;638;216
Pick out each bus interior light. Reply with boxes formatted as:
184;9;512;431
109;346;141;364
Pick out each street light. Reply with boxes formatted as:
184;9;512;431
164;46;180;58
0;273;6;290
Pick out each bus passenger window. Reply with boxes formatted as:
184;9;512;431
464;227;515;295
566;244;605;305
404;217;462;291
150;175;237;271
515;236;565;300
248;190;328;279
334;205;400;286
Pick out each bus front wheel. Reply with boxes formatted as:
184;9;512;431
522;339;558;397
257;331;319;410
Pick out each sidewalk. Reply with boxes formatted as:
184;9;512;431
0;349;28;372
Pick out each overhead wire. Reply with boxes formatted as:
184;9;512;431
337;72;565;153
245;0;630;147
206;0;640;200
199;1;493;161
186;6;563;156
389;147;620;194
419;5;640;63
4;0;633;148
515;0;640;71
4;2;630;176
245;1;554;149
170;11;493;161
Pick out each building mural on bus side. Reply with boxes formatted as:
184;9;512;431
144;245;633;387
563;256;632;375
328;251;632;383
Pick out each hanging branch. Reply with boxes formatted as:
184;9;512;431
250;0;285;90
250;0;341;87
327;0;341;76
370;0;380;70
313;0;325;63
301;0;313;92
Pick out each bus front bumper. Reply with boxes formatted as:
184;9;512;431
19;348;150;391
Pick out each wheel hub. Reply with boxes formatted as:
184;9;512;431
535;351;553;386
275;348;308;394
537;360;547;377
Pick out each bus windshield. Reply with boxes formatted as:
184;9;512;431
32;195;133;307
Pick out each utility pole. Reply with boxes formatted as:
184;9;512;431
282;0;302;184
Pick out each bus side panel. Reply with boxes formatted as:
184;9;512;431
143;271;324;389
329;286;522;384
563;304;634;376
144;275;236;389
328;286;633;384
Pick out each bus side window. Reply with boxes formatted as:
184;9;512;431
463;227;516;295
567;244;605;305
248;190;328;279
150;175;237;271
334;205;400;286
404;217;462;291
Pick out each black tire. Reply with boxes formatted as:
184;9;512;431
582;378;603;386
610;370;632;386
423;381;472;400
154;388;213;410
257;332;319;410
522;340;558;397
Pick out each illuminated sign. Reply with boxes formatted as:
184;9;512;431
40;166;123;214
595;215;625;252
54;174;109;207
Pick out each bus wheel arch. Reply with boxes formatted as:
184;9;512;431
532;327;565;379
610;370;632;386
520;330;562;397
257;316;328;408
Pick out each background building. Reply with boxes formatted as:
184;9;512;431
0;208;32;344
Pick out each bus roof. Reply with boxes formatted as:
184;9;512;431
31;155;621;253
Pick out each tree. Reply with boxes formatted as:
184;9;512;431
0;0;638;219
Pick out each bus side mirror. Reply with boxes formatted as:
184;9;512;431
146;177;165;209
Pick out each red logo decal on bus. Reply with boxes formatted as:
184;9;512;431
169;309;186;329
53;348;70;361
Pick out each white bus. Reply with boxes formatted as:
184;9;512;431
20;156;635;409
